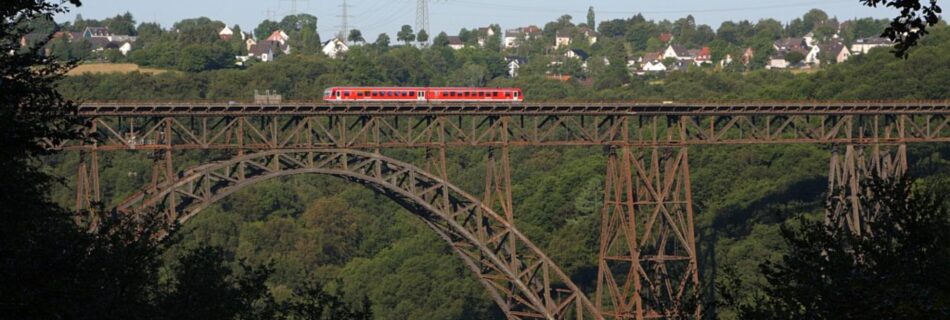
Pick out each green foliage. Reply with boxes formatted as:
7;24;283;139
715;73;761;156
722;177;950;319
396;25;415;45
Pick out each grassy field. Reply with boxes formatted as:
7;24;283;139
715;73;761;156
67;63;170;76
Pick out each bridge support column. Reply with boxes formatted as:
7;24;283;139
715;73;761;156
827;144;907;235
75;119;101;228
75;149;100;223
596;146;700;319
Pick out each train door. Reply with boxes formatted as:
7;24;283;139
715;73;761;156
417;90;426;101
513;91;520;101
335;90;342;101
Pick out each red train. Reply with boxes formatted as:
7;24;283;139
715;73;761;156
323;87;523;102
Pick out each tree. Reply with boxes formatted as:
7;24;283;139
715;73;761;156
374;33;390;48
417;29;429;44
348;29;364;43
255;19;280;40
159;246;277;320
861;0;943;57
433;31;450;47
1;2;167;319
784;51;805;66
728;177;950;319
587;6;596;30
396;25;415;45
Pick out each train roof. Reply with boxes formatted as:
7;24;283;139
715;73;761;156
327;87;521;90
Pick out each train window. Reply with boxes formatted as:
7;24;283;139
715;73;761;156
344;91;350;97
464;92;470;97
450;92;456;97
371;92;377;97
357;92;363;97
505;92;511;97
409;91;415;96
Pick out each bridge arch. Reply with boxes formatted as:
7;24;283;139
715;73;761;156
115;149;601;319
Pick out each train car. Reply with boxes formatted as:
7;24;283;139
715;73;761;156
323;87;427;102
323;87;523;102
425;87;521;102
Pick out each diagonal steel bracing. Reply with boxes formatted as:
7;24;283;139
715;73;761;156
596;146;699;319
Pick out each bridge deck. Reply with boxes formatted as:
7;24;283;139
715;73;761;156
76;101;950;116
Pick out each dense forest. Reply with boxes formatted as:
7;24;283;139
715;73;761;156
6;1;950;319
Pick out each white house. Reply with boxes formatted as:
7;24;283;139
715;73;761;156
504;30;521;48
804;45;821;65
663;45;690;60
767;52;789;69
322;38;349;58
447;36;464;50
219;26;234;41
850;37;893;54
642;60;667;72
579;27;598;45
118;41;133;56
505;56;526;78
555;31;571;48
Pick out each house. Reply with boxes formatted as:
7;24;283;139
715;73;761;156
719;54;734;67
117;41;133;55
248;40;289;62
505;56;527;78
804;45;821;65
662;45;690;60
818;41;851;65
504;30;522;48
642;60;667;72
476;27;496;47
266;30;289;45
107;35;137;43
447;36;464;50
219;26;234;41
767;52;789;69
82;26;112;38
742;47;755;65
578;27;598;45
691;47;711;65
322;37;348;58
503;25;541;48
773;38;808;54
555;31;571;48
564;48;589;61
850;37;892;54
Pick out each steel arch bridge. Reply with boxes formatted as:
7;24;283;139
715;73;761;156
59;101;950;320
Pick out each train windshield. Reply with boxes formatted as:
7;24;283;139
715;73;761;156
323;88;332;97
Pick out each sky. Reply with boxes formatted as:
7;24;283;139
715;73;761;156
56;0;895;39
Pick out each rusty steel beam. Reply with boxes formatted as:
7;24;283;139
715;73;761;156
49;114;950;152
827;144;908;235
75;101;950;116
596;117;700;319
113;149;603;319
